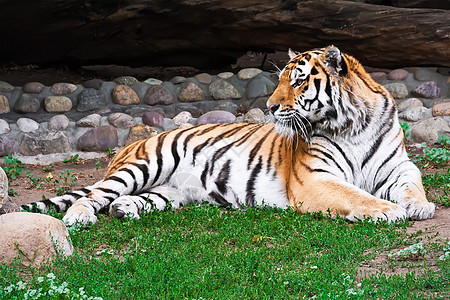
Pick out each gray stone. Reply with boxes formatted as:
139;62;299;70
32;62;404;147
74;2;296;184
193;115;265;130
142;111;164;127
388;69;409;81
247;76;276;98
244;108;266;124
113;76;139;86
17;118;39;132
51;83;77;95
0;136;15;156
0;119;10;134
410;117;450;144
238;68;263;80
13;94;40;113
19;131;70;155
82;79;103;90
23;82;45;93
107;113;134;128
77;88;107;112
217;72;234;79
77;125;118;151
171;76;187;84
44;96;72;112
195;73;212;84
198;110;236;125
162;118;178;131
144;78;163;85
0;167;8;209
144;85;174;105
0;212;73;267
175;104;202;118
0;81;14;92
48;115;70;131
432;101;450;116
414;68;442;81
124;106;163;117
178;82;205;102
209;79;242;100
384;83;408;99
398;107;427;122
437;67;450;76
413;81;441;99
125;124;158;146
95;107;112;116
214;101;238;114
112;85;140;105
397;98;423;112
173;111;192;126
0;95;10;114
235;116;245;123
76;114;101;127
369;72;387;83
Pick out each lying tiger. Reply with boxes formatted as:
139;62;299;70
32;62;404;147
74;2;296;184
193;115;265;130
22;45;435;226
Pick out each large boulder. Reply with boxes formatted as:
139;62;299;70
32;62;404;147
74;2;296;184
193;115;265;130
0;212;73;267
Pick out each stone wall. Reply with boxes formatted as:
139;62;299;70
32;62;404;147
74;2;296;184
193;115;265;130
0;66;448;159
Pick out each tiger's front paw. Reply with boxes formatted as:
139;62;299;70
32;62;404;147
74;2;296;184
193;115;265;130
403;201;435;220
109;197;139;219
349;202;407;223
63;204;97;227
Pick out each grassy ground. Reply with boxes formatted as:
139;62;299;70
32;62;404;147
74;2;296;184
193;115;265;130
1;205;449;299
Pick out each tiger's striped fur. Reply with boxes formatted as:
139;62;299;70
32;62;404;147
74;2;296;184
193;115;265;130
22;45;434;226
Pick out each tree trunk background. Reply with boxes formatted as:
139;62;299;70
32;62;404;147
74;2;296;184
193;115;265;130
0;0;449;68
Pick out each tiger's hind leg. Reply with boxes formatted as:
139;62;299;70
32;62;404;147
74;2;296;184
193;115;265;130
109;185;187;219
21;181;104;213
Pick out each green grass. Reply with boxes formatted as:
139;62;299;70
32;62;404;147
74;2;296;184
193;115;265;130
422;169;450;207
1;205;449;299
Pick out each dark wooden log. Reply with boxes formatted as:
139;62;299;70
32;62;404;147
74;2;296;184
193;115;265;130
0;0;448;68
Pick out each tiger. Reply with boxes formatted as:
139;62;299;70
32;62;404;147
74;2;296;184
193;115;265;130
20;45;435;226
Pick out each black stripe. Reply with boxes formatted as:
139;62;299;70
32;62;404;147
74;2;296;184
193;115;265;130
149;191;169;203
313;134;354;175
42;199;61;212
136;140;149;161
201;161;209;189
65;192;83;200
209;191;232;208
153;132;170;185
130;163;149;189
308;147;346;178
361;123;392;169
106;175;128;188
313;78;321;94
266;134;277;174
119;167;138;194
80;188;91;194
373;143;402;183
97;187;120;197
192;138;212;164
310;66;319;75
300;161;332;175
210;124;249;145
216;160;231;194
245;156;263;207
248;130;272;169
235;124;263;147
325;75;332;98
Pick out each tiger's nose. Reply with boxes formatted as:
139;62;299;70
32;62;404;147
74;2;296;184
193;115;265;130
268;104;280;114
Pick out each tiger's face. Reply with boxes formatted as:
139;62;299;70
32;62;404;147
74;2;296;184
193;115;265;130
267;45;351;140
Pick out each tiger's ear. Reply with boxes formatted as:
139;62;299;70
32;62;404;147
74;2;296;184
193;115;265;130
323;45;347;76
288;48;300;59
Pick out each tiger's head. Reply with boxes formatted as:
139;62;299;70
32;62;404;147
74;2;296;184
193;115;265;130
267;45;389;141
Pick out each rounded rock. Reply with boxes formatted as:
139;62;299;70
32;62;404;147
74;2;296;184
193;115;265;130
82;79;103;90
171;76;187;84
432;101;450;116
19;131;70;156
244;108;266;124
0;81;14;92
238;68;263;80
0;95;10;114
76;114;101;127
217;72;234;80
77;125;118;151
413;81;441;99
198;110;236;125
398;107;427;122
0;212;73;267
112;85;141;106
23;82;45;93
384;83;408;99
17;118;39;132
388;69;409;81
13;94;40;113
173;111;193;126
209;79;242;100
51;83;77;95
144;85;174;105
195;73;212;84
397;98;423;112
48;115;70;131
369;72;387;83
144;78;163;85
247;76;276;98
142;111;164;127
0;136;14;156
178;82;205;102
44;96;73;112
125;124;158;146
162;118;178;131
410;117;450;144
77;88;107;112
0;119;10;134
113;76;139;86
107;112;134;128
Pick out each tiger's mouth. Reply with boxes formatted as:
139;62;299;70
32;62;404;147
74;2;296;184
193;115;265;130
271;109;313;142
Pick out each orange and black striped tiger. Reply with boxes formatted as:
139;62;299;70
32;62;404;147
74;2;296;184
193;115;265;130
22;45;435;226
